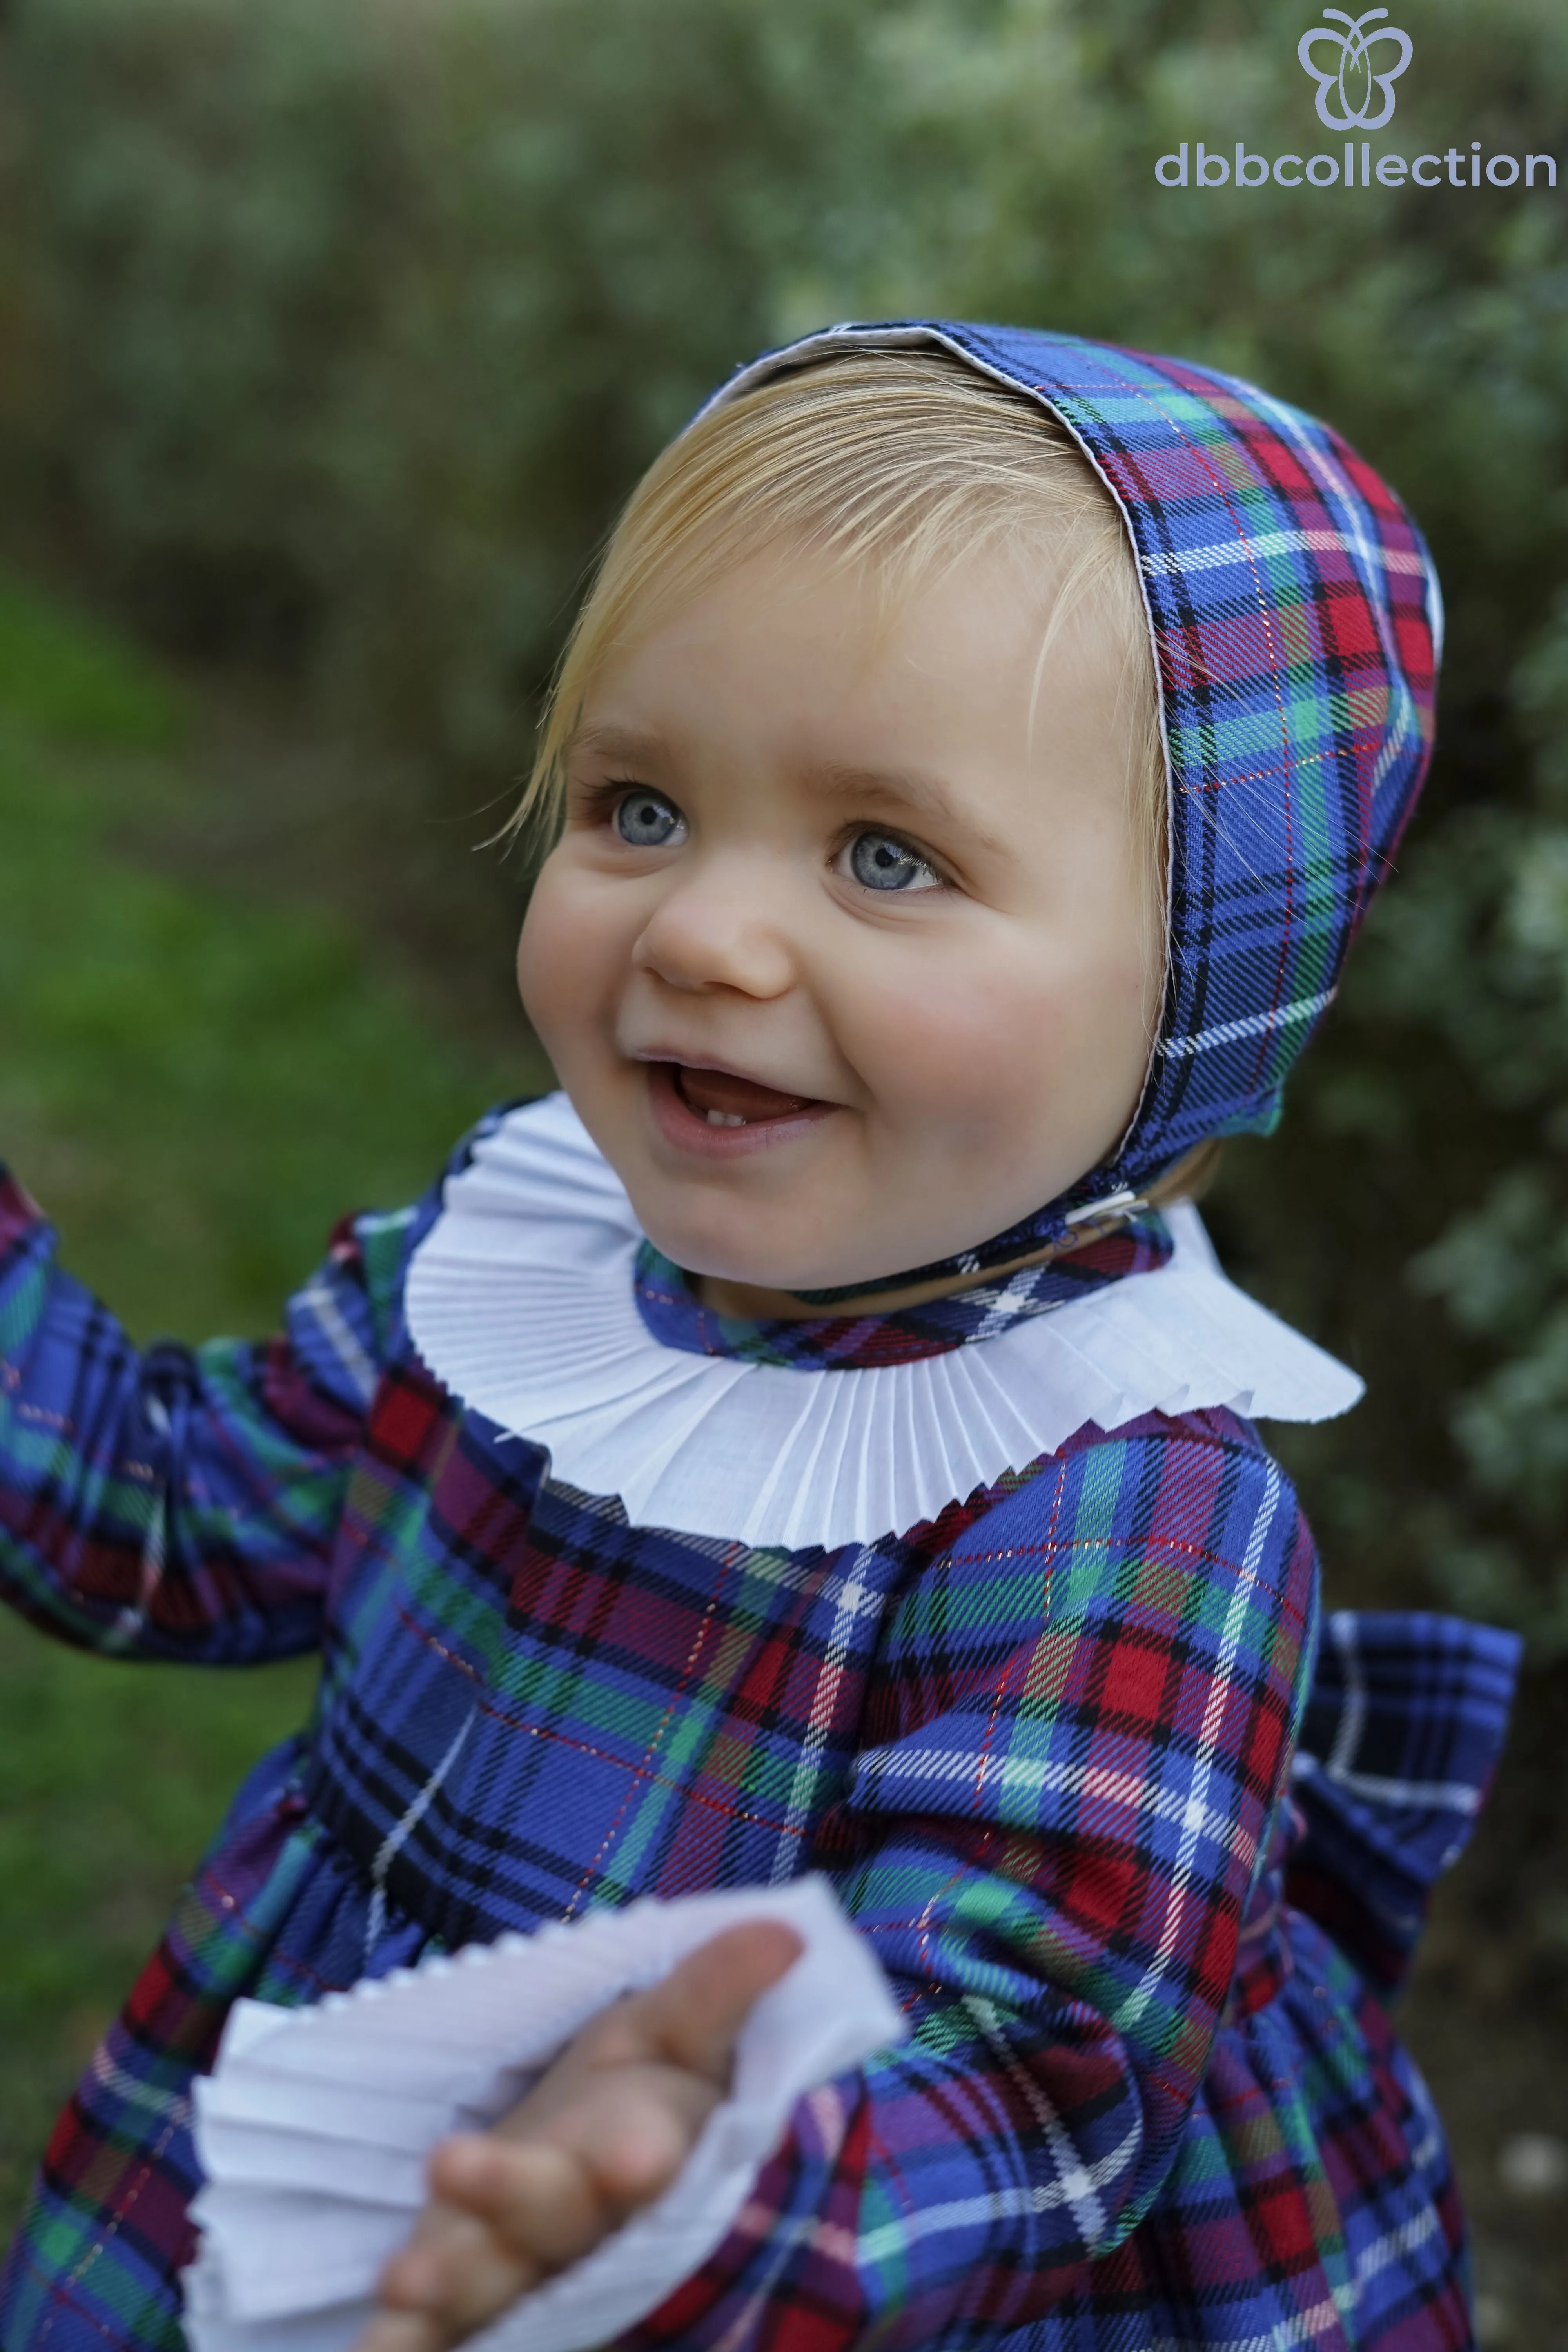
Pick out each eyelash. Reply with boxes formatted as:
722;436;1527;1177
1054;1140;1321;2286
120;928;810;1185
579;777;647;817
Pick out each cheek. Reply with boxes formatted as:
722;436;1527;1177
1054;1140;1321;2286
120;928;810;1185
515;866;616;1054
835;945;1038;1126
838;926;1152;1144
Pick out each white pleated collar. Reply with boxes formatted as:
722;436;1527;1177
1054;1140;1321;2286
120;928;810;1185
405;1095;1361;1551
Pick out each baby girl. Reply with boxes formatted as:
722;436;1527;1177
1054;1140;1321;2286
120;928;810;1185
0;321;1518;2352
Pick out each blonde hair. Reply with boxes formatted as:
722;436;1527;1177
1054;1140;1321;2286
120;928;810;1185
507;348;1167;908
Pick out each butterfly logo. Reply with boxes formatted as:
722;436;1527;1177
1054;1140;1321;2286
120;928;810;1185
1298;8;1413;130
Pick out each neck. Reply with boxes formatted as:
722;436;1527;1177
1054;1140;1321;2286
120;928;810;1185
692;1210;1137;1322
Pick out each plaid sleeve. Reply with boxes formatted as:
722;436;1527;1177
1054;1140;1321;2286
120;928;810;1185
629;1413;1318;2350
0;1161;418;1664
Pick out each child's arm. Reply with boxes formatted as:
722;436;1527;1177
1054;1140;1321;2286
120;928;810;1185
356;1414;1316;2352
0;1161;407;1662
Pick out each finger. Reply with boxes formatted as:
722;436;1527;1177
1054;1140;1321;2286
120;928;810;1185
350;2306;449;2352
376;2189;531;2340
380;2228;532;2343
523;2066;719;2209
622;1920;803;2084
427;2133;608;2273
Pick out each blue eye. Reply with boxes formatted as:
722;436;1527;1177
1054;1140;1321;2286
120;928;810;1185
846;829;940;893
613;789;686;848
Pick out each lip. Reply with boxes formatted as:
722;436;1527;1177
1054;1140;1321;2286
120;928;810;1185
640;1057;838;1161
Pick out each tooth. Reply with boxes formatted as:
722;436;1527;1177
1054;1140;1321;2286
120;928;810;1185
704;1109;746;1128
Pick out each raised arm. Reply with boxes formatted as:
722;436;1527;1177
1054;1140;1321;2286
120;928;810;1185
627;1412;1317;2348
0;1163;419;1664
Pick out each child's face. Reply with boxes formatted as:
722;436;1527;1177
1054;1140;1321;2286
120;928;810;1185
518;538;1162;1298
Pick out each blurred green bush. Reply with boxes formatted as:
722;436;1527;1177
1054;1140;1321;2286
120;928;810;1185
1;0;1566;1644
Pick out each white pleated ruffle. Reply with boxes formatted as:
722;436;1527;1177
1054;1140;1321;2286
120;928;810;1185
405;1094;1362;1550
184;1878;900;2352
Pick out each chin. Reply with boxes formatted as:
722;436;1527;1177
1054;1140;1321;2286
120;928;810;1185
646;1218;940;1298
646;1226;806;1289
631;1197;828;1291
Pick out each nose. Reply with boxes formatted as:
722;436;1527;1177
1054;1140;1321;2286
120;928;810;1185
631;852;798;998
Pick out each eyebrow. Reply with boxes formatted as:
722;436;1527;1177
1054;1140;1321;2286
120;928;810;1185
563;721;675;769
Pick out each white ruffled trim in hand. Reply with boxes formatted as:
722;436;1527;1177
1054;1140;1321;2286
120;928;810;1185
184;1878;904;2352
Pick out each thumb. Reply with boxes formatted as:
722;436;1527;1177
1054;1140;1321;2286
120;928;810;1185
626;1919;804;2086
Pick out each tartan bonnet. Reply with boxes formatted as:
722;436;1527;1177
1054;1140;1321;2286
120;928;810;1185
696;321;1443;1285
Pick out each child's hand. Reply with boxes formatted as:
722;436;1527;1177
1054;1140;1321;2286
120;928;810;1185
351;1918;803;2352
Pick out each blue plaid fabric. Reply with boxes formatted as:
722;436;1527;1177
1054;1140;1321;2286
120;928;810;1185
1288;1609;1526;1994
702;323;1442;1274
0;1132;1521;2352
633;1211;1174;1369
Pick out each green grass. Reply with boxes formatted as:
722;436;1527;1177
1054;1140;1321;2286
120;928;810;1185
0;571;546;2228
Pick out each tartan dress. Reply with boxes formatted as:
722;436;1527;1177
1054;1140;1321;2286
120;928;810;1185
0;1116;1519;2352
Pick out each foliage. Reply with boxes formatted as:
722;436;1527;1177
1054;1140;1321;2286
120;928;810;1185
4;0;887;771
0;0;1565;1662
0;576;542;1337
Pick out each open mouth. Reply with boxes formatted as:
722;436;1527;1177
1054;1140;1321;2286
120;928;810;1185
641;1058;834;1158
669;1063;822;1128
